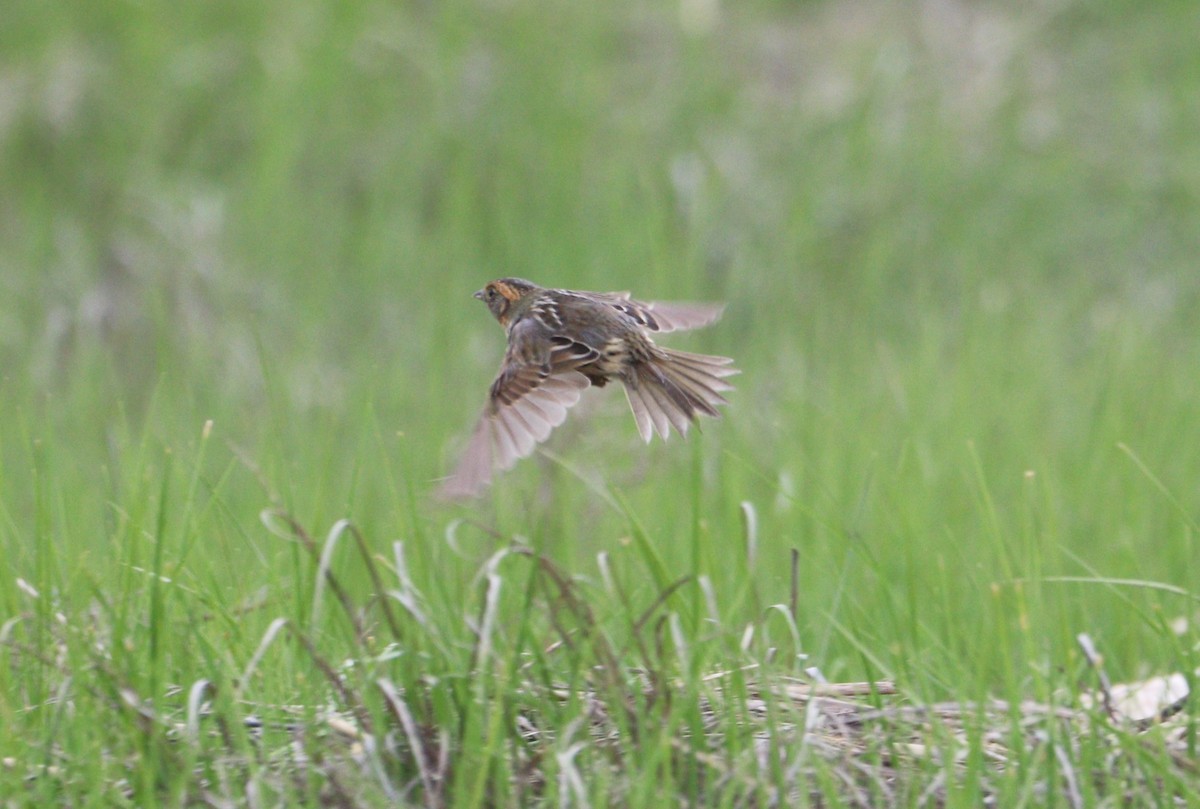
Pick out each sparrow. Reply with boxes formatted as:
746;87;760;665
438;278;738;499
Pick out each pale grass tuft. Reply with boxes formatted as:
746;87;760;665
238;617;290;694
740;500;758;568
185;679;214;745
312;518;354;628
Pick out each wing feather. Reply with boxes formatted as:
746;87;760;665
571;290;726;333
439;325;593;499
633;301;726;333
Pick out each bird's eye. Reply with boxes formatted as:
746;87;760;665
487;288;497;300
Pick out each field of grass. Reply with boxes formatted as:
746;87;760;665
3;0;1200;804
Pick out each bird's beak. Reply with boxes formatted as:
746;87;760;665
473;289;485;301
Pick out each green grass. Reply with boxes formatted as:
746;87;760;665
3;0;1200;804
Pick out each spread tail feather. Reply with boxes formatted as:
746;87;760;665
622;348;738;442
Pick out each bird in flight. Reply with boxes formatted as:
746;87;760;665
438;278;737;499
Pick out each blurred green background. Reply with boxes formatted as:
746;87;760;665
4;0;1200;705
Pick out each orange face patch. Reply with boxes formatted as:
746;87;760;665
491;280;522;302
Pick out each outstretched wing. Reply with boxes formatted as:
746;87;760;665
438;325;597;500
574;290;726;333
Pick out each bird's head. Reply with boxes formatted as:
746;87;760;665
474;278;539;326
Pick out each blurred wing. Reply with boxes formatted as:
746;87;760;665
579;291;726;333
437;372;589;500
438;332;596;500
629;300;726;333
